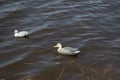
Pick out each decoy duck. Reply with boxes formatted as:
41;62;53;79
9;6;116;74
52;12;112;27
54;43;80;55
14;30;29;37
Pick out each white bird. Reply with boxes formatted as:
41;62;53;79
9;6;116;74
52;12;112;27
14;30;29;37
54;43;80;55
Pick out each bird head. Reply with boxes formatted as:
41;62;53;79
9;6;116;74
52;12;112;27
14;30;18;33
54;43;62;48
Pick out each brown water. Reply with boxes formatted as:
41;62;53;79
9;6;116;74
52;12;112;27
0;0;120;80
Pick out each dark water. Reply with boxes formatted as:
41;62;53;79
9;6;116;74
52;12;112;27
0;0;120;80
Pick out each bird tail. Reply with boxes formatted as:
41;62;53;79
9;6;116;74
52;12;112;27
75;51;80;53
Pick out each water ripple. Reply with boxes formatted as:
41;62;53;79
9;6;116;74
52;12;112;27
0;0;120;80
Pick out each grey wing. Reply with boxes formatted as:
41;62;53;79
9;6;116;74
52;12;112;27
64;47;78;50
63;47;78;53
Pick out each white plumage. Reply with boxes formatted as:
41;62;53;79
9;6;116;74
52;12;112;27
54;43;80;55
14;30;29;37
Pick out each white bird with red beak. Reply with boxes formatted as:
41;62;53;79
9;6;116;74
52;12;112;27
54;43;80;55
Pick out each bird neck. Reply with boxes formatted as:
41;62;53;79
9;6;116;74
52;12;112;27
15;32;18;34
58;44;62;49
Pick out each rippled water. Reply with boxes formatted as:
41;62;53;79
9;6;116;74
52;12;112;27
0;0;120;80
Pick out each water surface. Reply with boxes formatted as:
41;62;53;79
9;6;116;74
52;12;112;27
0;0;120;80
